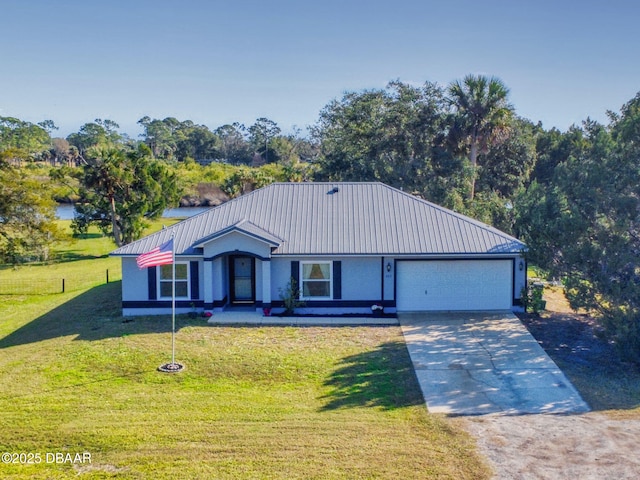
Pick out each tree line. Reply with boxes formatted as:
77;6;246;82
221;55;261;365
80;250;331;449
0;116;316;167
2;75;640;363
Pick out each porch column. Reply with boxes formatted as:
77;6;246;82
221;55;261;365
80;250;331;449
261;259;271;306
212;257;226;306
203;260;213;306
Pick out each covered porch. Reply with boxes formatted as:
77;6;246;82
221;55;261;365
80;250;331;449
197;220;280;313
202;253;272;313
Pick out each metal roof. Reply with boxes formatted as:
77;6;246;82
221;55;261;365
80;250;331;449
111;182;526;257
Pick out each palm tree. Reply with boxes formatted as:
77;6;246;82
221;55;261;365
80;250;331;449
448;75;513;200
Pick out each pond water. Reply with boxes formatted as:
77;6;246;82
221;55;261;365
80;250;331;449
56;204;213;220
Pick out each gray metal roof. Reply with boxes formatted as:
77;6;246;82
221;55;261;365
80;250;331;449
111;182;526;257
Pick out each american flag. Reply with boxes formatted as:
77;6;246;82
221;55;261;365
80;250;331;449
136;238;174;269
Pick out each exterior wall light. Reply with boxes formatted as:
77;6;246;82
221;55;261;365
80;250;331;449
386;262;392;273
519;260;524;271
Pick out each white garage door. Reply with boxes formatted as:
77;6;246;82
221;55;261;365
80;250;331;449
396;260;513;311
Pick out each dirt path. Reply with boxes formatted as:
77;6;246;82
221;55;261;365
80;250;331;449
461;413;640;479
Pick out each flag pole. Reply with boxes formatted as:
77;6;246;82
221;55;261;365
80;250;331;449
138;234;182;373
171;232;176;366
161;233;182;373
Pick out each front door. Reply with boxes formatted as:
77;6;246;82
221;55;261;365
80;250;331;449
230;256;255;303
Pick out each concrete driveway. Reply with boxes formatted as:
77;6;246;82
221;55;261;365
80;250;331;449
399;312;590;415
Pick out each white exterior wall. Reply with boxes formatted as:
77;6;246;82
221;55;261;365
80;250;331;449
122;257;203;300
121;257;148;301
387;255;524;312
340;257;381;300
261;260;271;305
122;251;526;315
212;257;226;301
255;260;263;303
382;256;395;304
271;257;294;301
513;256;526;306
121;256;203;316
203;260;213;305
270;256;382;305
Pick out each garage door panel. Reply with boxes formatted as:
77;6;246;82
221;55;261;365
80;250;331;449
396;260;512;311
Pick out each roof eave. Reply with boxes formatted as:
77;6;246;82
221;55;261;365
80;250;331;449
193;227;281;249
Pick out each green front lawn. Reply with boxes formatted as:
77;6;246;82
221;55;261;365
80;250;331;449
0;223;490;479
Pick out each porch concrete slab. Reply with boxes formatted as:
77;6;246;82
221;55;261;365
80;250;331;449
400;312;590;415
207;311;398;326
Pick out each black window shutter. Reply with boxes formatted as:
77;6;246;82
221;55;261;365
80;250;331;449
190;261;200;300
291;261;300;298
333;261;342;299
148;267;157;300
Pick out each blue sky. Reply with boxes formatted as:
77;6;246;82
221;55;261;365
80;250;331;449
1;0;638;137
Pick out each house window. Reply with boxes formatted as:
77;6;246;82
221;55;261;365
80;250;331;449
301;261;332;299
158;263;190;299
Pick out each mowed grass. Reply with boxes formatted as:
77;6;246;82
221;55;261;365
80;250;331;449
0;222;490;479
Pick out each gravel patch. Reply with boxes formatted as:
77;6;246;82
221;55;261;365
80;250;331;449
462;413;640;479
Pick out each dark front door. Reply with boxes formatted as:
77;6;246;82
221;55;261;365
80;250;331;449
230;255;255;303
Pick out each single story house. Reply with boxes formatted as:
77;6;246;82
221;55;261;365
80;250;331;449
111;182;527;317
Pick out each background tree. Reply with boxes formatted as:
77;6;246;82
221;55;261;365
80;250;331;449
248;117;281;163
67;119;123;156
288;127;320;164
138;117;220;162
0;117;52;164
174;121;220;162
50;138;81;167
530;125;589;185
37;120;58;135
314;81;449;195
515;99;640;363
447;75;514;200
464;117;539;232
73;144;180;246
138;116;177;159
221;165;276;197
265;136;299;165
215;123;253;164
0;159;60;263
476;117;537;199
276;131;318;182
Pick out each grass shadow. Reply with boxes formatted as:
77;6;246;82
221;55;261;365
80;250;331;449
0;281;202;349
320;340;425;411
0;252;110;270
53;252;111;263
70;233;105;239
